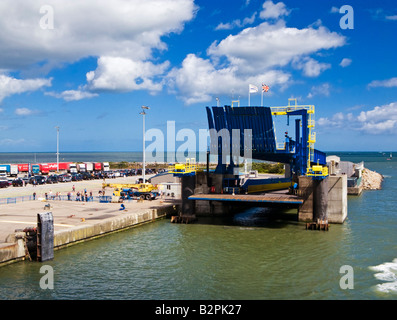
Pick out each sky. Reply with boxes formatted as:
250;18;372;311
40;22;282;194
0;0;396;154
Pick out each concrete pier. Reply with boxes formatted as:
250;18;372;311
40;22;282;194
298;175;347;224
0;199;179;267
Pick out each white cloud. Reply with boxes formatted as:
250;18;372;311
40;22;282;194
260;1;290;19
169;14;345;104
360;120;396;133
318;112;348;128
0;74;52;103
357;102;397;123
0;0;195;100
215;13;257;30
207;21;345;76
293;57;331;77
318;102;397;134
385;15;397;20
86;56;170;93
330;6;340;14
46;90;98;101
339;58;352;67
307;83;331;98
0;1;196;101
15;108;37;116
167;54;290;104
368;77;397;88
0;0;196;70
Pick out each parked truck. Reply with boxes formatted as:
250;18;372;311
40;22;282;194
85;162;94;172
32;164;41;174
102;162;110;172
40;163;50;174
10;165;18;177
78;163;86;172
0;164;10;174
68;163;78;173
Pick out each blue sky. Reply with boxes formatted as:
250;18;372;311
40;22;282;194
0;0;396;153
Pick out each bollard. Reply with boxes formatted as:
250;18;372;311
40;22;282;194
37;212;54;262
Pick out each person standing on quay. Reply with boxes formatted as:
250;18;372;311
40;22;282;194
33;192;36;200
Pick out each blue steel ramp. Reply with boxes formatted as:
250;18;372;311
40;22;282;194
206;106;326;168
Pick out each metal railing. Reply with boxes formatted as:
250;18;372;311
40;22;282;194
0;195;113;205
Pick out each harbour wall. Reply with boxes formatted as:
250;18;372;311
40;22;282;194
0;204;180;267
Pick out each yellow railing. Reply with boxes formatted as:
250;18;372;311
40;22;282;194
168;158;198;175
271;105;315;115
271;99;315;116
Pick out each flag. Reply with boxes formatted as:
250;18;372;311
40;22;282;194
249;84;258;93
262;84;269;92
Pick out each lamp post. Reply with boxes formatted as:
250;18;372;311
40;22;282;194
55;126;59;172
140;106;149;183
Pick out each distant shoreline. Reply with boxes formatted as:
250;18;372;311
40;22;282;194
0;151;395;154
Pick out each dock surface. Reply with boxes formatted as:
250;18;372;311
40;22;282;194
0;198;178;266
0;176;179;266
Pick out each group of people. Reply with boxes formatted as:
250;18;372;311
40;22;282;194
32;186;100;202
69;189;94;202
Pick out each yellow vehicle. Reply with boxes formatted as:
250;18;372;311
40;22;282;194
102;183;159;199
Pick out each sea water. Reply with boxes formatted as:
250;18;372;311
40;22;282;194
0;152;395;300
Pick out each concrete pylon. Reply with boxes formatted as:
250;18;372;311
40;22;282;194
181;175;196;216
313;177;328;222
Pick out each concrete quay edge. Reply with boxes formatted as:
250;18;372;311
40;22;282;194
0;204;179;267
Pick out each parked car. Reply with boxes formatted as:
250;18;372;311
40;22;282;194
93;172;103;179
0;180;9;188
71;173;83;181
12;178;24;187
46;175;59;184
29;175;47;185
58;174;72;182
81;172;94;180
